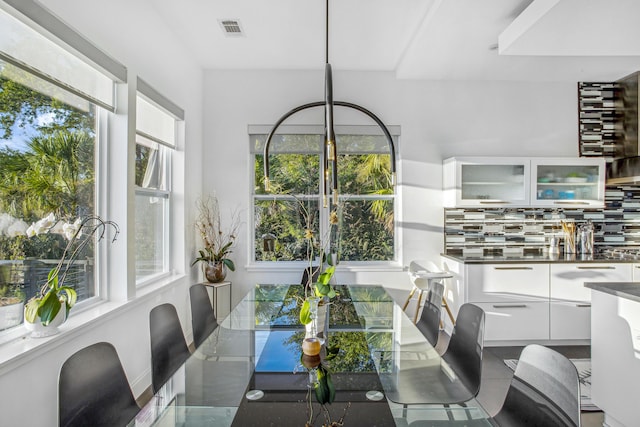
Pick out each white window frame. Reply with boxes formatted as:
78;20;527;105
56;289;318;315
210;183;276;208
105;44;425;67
249;124;400;268
133;83;183;287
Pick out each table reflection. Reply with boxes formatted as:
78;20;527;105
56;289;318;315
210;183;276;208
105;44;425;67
131;284;490;426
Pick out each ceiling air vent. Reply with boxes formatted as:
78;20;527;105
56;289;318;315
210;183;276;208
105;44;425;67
219;19;244;37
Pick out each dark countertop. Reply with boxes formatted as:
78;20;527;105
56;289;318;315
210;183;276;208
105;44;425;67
584;282;640;303
441;253;638;264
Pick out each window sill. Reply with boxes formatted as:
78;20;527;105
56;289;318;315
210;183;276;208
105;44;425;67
246;261;404;273
0;273;185;376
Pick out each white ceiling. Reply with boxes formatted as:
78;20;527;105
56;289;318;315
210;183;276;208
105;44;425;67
42;0;640;82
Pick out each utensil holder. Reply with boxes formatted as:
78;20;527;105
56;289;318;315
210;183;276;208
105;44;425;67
564;231;576;254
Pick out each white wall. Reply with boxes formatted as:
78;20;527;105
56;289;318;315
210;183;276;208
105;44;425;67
0;1;204;426
0;1;581;424
204;69;578;303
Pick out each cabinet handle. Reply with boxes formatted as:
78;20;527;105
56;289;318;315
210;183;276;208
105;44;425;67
493;267;533;270
479;201;509;204
492;304;528;308
576;266;615;270
576;304;591;308
553;201;590;205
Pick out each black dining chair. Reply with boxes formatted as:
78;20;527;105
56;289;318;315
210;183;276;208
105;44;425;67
491;344;581;427
150;303;191;393
301;266;320;289
59;342;139;427
189;283;218;349
415;281;445;348
441;303;486;400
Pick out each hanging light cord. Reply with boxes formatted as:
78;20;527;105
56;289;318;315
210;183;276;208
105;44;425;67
325;0;329;65
263;0;397;194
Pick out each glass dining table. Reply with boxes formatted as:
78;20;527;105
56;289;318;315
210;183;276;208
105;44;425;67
130;284;492;426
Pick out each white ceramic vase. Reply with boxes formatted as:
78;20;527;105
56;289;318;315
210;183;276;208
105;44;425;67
24;309;66;338
0;299;24;331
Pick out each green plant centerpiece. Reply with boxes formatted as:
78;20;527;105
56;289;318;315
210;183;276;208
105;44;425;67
296;204;340;414
192;195;240;283
299;208;339;327
23;215;119;335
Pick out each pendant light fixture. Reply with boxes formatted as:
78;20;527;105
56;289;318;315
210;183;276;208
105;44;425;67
263;0;397;207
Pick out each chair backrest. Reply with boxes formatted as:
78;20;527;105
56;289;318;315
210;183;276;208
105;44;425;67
189;283;218;349
493;344;581;427
150;303;191;393
415;281;444;347
301;266;320;289
409;259;440;275
59;342;139;427
442;303;485;398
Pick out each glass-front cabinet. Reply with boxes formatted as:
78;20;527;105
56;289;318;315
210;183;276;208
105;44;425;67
443;157;606;208
531;158;605;207
443;157;529;207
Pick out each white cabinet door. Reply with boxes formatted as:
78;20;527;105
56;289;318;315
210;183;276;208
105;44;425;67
550;263;632;340
466;263;549;341
549;300;592;340
473;301;550;341
530;158;605;208
633;264;640;281
443;157;529;207
466;264;549;303
550;263;632;302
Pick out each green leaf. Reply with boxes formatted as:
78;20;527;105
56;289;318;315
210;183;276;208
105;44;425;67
326;370;336;404
47;268;59;289
222;258;235;271
299;299;312;325
59;286;77;308
317;266;335;285
314;366;335;405
315;371;329;404
315;282;330;297
38;291;62;326
325;345;340;361
24;299;39;323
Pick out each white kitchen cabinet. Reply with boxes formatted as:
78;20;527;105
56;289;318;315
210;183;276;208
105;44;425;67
447;257;634;343
632;263;640;281
549;263;632;340
443;157;529;207
443;157;605;208
465;264;550;341
530;158;605;208
472;301;550;341
591;286;640;427
466;264;549;302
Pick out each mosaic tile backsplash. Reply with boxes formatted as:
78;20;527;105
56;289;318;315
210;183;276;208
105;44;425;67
444;185;640;256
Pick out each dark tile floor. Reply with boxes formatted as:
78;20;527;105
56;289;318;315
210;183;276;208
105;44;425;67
479;344;604;427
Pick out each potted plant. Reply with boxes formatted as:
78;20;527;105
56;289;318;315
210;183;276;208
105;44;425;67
192;195;240;283
23;215;119;337
0;282;25;332
299;206;339;330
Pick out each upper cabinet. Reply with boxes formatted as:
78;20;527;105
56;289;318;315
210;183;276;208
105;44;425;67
443;157;530;207
531;158;605;207
444;157;605;208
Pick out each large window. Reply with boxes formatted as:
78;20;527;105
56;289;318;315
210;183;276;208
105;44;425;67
252;126;397;264
0;60;98;331
0;3;122;334
134;88;181;284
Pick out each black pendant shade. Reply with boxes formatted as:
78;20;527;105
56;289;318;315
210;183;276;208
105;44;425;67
263;0;397;206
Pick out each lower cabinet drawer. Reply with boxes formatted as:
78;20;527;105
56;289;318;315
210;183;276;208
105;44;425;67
472;301;549;341
549;301;591;340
